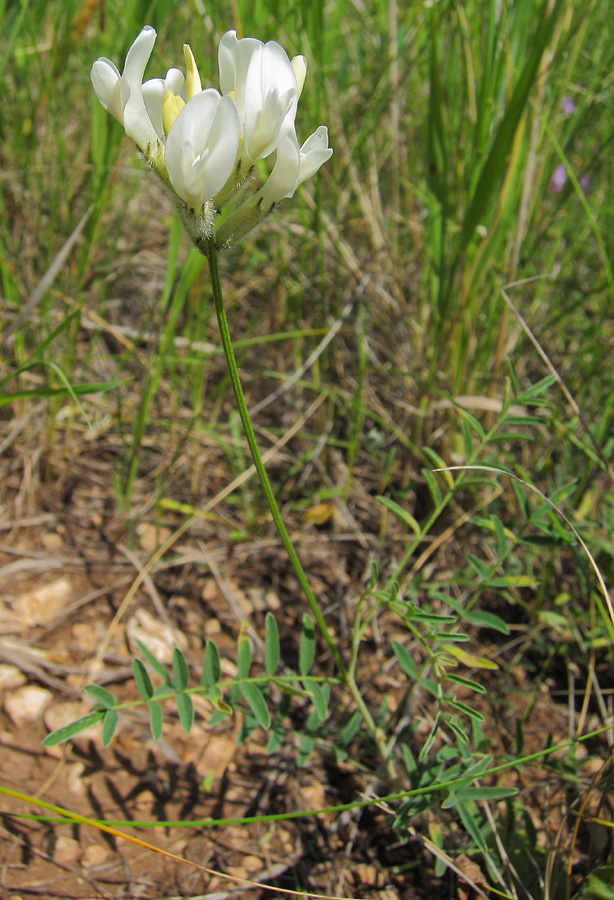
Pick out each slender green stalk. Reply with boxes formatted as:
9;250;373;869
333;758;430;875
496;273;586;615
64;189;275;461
202;239;392;775
203;238;343;671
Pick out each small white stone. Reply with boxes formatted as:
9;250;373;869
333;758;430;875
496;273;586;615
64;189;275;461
137;523;172;551
54;836;81;866
204;618;221;636
4;685;53;726
12;577;73;627
0;664;27;690
67;762;86;796
41;532;63;550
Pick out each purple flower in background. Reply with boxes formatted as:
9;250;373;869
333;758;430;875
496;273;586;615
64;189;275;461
549;163;590;195
550;163;567;192
561;96;575;114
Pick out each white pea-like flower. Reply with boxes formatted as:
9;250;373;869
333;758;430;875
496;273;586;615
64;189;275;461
215;126;332;248
261;126;333;207
91;26;159;153
218;30;305;166
165;89;240;211
91;25;332;247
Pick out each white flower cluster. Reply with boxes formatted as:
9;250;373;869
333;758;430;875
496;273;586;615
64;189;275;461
91;27;332;247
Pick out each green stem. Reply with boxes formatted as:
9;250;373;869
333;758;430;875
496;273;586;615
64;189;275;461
203;239;343;672
203;239;393;775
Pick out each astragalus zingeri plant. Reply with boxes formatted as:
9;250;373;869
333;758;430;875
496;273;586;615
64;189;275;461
69;25;398;768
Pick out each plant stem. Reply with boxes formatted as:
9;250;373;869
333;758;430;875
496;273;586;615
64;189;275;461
203;239;393;776
203;239;343;670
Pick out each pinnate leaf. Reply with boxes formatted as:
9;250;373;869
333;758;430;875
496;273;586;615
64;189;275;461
84;684;116;709
239;683;270;729
442;644;498;669
339;711;362;747
101;708;119;747
133;658;154;699
264;612;280;676
42;711;105;747
375;496;421;536
176;692;194;733
463;609;510;634
266;723;285;754
392;640;418;678
209;685;232;716
237;622;251;679
201;639;221;687
304;679;328;722
299;613;315;676
148;700;163;740
446;673;486;694
173;647;189;692
457;785;517;801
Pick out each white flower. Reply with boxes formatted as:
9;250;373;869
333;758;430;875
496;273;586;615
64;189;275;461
297;126;333;185
165;89;240;211
261;126;333;207
142;68;185;139
91;26;331;247
215;126;332;248
91;26;159;153
218;30;305;166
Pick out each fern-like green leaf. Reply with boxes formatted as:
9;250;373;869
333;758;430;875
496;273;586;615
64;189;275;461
304;678;328;722
148;700;163;740
84;684;116;709
133;658;154;699
375;496;421;536
201;639;221;687
173;646;189;692
338;711;362;747
42;711;105;747
237;622;251;679
176;692;194;734
239;683;270;729
101;708;119;747
299;613;315;676
392;640;417;678
264;612;280;676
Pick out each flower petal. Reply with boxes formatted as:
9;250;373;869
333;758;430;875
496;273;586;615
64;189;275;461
242;41;298;162
261;132;301;206
142;68;185;138
183;44;202;100
291;55;307;99
218;30;239;95
219;32;298;163
298;125;333;184
120;25;159;151
91;58;122;122
218;30;261;101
